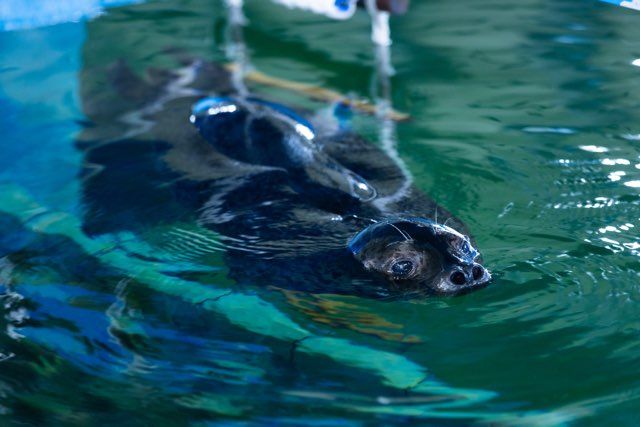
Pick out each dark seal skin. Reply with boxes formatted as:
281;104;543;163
77;57;490;299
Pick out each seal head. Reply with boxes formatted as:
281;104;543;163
348;218;491;296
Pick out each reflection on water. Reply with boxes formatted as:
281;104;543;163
1;0;640;425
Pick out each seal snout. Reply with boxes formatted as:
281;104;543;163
450;263;490;287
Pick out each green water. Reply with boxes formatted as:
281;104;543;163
1;0;640;425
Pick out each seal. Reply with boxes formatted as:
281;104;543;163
77;57;491;298
348;218;490;295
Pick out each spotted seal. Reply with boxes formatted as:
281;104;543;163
78;58;490;298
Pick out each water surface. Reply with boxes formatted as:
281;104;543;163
1;0;640;425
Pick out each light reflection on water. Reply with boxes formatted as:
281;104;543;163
1;0;640;425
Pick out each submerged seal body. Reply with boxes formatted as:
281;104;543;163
78;58;490;299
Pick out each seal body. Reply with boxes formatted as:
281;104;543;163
78;58;490;298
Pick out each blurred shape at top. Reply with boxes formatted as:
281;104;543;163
0;0;143;31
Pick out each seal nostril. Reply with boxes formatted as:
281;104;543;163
450;271;466;286
472;265;484;281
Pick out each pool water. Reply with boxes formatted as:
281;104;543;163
2;0;640;425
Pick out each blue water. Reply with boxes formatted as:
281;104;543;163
2;0;640;425
0;23;83;210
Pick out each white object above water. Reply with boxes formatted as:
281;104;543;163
621;0;640;9
269;0;357;20
600;0;640;11
269;0;392;45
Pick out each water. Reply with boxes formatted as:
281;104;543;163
1;0;640;424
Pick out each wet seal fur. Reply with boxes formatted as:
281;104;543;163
78;57;491;299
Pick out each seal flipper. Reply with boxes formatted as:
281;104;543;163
302;152;376;202
191;96;376;208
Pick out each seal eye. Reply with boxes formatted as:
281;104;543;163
390;260;414;279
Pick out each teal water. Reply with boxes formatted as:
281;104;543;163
1;0;640;425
